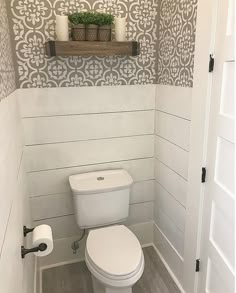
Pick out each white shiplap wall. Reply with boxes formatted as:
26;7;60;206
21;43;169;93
18;85;156;267
154;85;192;286
0;92;35;293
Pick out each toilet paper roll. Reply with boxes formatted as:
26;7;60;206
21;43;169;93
115;17;126;41
32;225;53;257
56;15;69;41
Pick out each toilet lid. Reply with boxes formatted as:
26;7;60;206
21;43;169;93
86;225;142;277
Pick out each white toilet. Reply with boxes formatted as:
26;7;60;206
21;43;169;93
69;169;144;293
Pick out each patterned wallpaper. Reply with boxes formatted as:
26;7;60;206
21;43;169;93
157;0;198;87
7;0;198;88
8;0;158;88
0;0;16;100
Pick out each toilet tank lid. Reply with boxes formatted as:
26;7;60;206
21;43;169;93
69;169;133;194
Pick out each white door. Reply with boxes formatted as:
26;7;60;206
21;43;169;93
197;0;235;292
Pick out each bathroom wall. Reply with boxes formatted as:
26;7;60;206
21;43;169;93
18;85;156;267
153;0;197;287
0;1;35;292
8;0;158;87
154;85;192;286
4;0;198;285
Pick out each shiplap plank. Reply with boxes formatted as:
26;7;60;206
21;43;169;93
131;180;155;203
155;160;187;207
26;135;154;172
31;193;73;221
154;208;184;258
155;183;186;232
126;202;153;226
23;111;155;145
18;85;156;118
153;224;184;286
156;85;192;120
155;136;189;180
155;111;190;151
28;158;155;197
34;202;154;240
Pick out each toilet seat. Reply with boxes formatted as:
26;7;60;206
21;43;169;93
85;225;144;287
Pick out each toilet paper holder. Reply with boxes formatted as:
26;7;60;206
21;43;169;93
23;225;34;237
22;226;47;258
21;243;47;259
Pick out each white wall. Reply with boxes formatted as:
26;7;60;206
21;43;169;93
154;85;192;287
0;92;35;293
18;85;156;267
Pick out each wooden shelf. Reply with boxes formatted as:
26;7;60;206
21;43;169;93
45;41;140;57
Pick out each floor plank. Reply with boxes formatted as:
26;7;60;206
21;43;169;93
42;246;180;293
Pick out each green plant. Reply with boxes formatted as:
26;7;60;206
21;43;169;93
83;12;99;25
96;13;114;26
68;12;85;25
68;12;114;26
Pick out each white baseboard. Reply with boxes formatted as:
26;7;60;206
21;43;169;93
151;243;186;293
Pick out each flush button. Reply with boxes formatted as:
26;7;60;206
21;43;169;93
97;177;104;181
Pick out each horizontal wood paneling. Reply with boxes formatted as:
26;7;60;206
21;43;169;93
155;183;186;232
18;85;156;118
153;224;184;286
125;201;153;226
156;85;192;120
155;136;189;179
18;86;156;269
34;202;153;241
31;193;74;221
28;158;155;197
131;180;155;203
155;111;190;151
30;180;154;221
34;215;80;240
154;208;184;257
26;135;154;172
23;111;155;145
155;160;187;207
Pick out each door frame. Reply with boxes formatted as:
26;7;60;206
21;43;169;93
183;0;218;292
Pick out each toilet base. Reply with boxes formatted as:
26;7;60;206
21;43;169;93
92;275;132;293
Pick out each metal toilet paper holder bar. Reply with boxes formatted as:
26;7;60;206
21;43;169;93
21;243;47;258
21;226;47;258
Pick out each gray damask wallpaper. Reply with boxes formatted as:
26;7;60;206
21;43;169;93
8;0;158;87
0;0;16;100
7;0;197;88
157;0;198;87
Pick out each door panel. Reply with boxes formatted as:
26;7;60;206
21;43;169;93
197;0;235;291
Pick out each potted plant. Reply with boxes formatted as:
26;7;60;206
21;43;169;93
84;12;99;41
97;13;114;41
68;12;86;41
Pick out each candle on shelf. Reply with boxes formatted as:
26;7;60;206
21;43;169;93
115;17;126;41
56;15;69;41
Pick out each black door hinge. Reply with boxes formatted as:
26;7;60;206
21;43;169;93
202;167;206;183
209;54;215;72
196;259;200;272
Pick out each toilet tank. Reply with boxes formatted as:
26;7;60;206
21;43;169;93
69;170;133;229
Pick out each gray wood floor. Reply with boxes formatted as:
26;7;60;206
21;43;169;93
42;246;180;293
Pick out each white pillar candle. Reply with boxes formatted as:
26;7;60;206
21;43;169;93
56;15;69;41
115;17;126;41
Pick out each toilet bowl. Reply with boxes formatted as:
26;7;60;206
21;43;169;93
85;225;144;293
